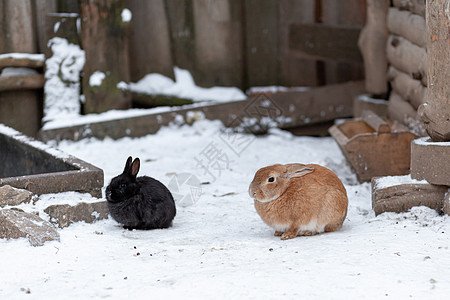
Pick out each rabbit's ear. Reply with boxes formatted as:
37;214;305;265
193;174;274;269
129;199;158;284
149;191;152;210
285;164;314;178
124;156;133;174
130;158;140;177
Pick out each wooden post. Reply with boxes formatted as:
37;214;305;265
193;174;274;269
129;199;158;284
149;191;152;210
357;0;390;96
80;0;132;114
34;0;58;54
418;0;450;142
126;0;174;82
0;0;40;137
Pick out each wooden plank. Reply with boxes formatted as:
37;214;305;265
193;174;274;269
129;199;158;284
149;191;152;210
192;0;244;88
321;0;366;85
126;0;174;81
289;23;363;63
38;80;365;141
372;178;447;216
244;0;279;87
278;0;319;87
358;0;389;95
418;0;450;142
0;56;44;69
0;74;44;92
45;13;80;58
34;0;58;53
80;0;132;114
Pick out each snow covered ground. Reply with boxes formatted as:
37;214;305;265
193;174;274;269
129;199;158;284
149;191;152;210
1;120;450;299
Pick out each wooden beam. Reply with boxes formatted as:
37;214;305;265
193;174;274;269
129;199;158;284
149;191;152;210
0;56;44;70
0;75;44;92
289;23;362;63
39;80;365;141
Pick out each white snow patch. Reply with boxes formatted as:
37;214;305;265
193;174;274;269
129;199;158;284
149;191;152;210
413;137;450;146
89;71;106;87
0;53;44;61
373;174;429;189
128;67;247;102
0;67;38;77
121;8;132;23
44;37;85;123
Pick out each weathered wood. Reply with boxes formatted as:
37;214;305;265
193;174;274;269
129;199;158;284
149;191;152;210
278;0;319;87
388;92;426;137
387;7;426;48
353;94;389;119
372;177;448;216
410;137;450;186
34;0;58;53
361;110;390;133
417;0;450;142
321;0;366;85
329;115;417;183
192;0;244;88
358;0;389;95
0;74;44;92
39;80;365;141
289;23;363;63
132;92;193;108
80;0;132;114
392;0;426;17
44;13;80;58
0;0;40;137
387;66;426;110
244;0;278;87
0;55;44;70
126;0;174;82
386;35;427;86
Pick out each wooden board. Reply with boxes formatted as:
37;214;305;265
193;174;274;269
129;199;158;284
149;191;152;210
289;23;362;63
0;75;44;92
329;111;418;183
39;80;365;141
372;179;448;216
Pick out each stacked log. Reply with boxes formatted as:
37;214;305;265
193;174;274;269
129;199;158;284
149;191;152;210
386;3;427;136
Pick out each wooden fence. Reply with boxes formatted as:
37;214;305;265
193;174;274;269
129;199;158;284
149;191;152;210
0;0;366;135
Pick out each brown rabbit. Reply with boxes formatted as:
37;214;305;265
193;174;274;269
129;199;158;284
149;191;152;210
248;163;348;240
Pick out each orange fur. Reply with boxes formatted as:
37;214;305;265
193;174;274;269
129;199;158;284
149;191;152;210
249;164;348;240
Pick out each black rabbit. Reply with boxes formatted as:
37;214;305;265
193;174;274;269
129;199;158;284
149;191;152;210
106;156;176;230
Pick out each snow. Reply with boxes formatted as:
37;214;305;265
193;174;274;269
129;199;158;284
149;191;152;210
2;120;450;299
0;67;38;77
414;137;450;146
89;71;105;87
44;37;85;123
121;8;132;23
0;53;44;61
373;174;429;189
127;67;247;102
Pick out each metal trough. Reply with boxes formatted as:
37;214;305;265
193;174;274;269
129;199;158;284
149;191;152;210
0;124;103;197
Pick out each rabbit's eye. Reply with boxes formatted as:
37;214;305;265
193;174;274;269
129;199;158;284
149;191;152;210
268;177;275;182
120;183;126;188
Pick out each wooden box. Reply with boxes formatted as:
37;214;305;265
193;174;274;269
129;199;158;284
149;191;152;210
329;110;417;182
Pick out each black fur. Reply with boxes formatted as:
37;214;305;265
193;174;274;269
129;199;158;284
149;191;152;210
106;156;176;230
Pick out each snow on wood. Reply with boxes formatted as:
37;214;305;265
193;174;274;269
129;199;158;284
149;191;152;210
43;37;85;123
372;175;448;215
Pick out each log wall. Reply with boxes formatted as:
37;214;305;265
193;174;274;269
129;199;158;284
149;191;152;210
386;3;427;136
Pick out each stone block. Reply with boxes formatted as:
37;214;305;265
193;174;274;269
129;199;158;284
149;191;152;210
0;209;60;246
372;175;448;215
44;201;109;228
411;137;450;186
0;185;33;207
